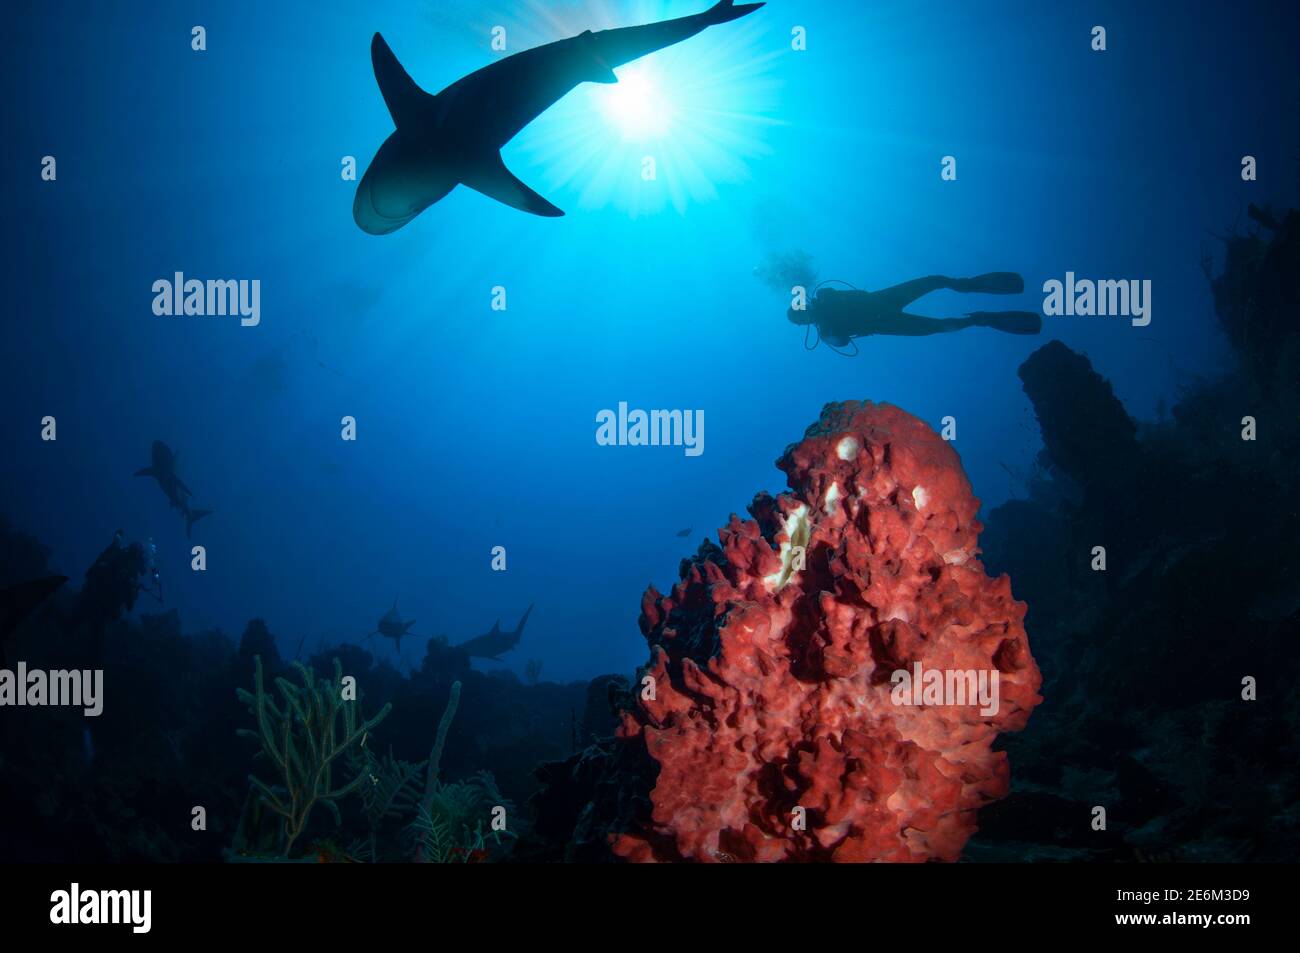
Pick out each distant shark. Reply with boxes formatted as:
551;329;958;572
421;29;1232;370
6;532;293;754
456;604;534;661
353;0;765;233
371;598;418;652
134;441;213;538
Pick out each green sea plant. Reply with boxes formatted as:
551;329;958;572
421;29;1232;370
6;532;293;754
409;681;516;862
348;745;425;862
236;655;391;857
410;769;514;862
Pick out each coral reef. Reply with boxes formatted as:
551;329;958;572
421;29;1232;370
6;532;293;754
349;745;424;861
236;656;392;856
410;771;513;863
1211;204;1300;398
974;206;1300;862
343;680;515;863
0;512;585;863
1017;339;1137;499
611;401;1041;862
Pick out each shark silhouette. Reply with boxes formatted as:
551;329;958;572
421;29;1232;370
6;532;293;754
456;604;534;661
134;441;213;538
353;0;765;233
371;598;418;652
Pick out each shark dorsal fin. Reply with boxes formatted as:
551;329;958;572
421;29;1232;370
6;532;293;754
371;33;430;129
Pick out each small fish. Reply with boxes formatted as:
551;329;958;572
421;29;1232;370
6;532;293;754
675;527;692;538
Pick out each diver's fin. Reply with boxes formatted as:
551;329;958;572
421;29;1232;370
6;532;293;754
186;508;213;538
462;153;565;217
707;0;766;25
371;33;431;129
967;310;1042;335
961;272;1025;295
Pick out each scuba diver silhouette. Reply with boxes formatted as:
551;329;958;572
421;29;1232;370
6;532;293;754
787;272;1041;355
74;530;163;663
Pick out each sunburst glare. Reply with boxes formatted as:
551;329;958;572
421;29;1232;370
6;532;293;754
497;0;784;217
598;64;676;140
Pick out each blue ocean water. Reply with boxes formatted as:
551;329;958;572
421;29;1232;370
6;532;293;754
4;0;1298;682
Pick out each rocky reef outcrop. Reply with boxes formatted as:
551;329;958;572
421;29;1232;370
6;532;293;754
974;206;1300;862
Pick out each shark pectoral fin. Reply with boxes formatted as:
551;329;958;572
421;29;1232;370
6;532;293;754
133;467;155;478
462;153;565;218
371;33;431;129
591;67;619;84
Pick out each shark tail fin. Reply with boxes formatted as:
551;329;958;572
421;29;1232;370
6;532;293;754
186;509;213;538
371;33;431;129
462;153;565;218
707;0;765;23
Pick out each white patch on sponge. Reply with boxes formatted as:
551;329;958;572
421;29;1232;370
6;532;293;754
763;503;811;591
824;482;841;515
836;437;859;461
912;486;929;510
884;605;911;623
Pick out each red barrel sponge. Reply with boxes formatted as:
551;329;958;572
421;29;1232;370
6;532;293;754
613;401;1042;862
